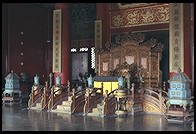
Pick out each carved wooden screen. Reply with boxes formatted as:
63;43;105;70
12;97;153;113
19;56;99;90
96;33;164;88
121;41;137;65
111;47;121;70
138;45;151;87
99;53;112;76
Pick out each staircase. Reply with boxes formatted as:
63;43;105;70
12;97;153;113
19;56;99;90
126;97;143;116
87;102;104;117
85;91;117;117
50;96;72;114
130;101;143;115
29;101;42;110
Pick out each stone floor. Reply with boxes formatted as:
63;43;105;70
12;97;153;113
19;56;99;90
2;102;193;131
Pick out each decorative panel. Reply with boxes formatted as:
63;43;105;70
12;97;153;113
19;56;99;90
125;56;134;65
141;58;147;69
169;3;184;72
111;47;121;70
71;22;95;40
95;20;102;49
53;9;62;73
113;59;119;69
111;4;169;28
103;62;109;72
99;53;112;76
121;42;137;65
117;3;154;9
70;3;96;42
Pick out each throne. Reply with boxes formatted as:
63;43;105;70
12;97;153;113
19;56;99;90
108;62;142;92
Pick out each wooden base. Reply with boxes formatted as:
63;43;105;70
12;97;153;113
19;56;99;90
166;109;194;124
2;96;22;104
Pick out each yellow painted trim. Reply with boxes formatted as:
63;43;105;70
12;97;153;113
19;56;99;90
94;81;118;94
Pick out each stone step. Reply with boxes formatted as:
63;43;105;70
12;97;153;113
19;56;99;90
35;102;42;109
29;103;42;110
68;96;72;101
51;108;71;114
87;109;99;116
97;103;104;109
57;105;71;111
62;101;71;106
90;106;103;116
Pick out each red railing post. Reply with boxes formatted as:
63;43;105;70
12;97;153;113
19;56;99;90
31;87;34;107
67;80;70;95
43;81;48;109
72;88;76;112
131;83;135;101
104;90;108;115
87;89;90;113
51;86;54;110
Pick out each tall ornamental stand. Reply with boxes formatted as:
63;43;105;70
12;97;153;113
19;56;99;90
166;68;194;123
2;70;22;104
115;76;127;117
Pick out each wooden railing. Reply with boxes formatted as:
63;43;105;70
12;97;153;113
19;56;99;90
102;89;118;116
28;85;44;109
143;87;168;114
71;88;86;113
47;80;71;111
41;81;51;110
47;85;68;111
129;83;143;102
83;87;103;115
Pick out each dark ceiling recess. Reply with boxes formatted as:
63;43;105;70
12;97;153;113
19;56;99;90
30;3;55;9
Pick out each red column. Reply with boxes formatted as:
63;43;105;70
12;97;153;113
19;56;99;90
96;3;106;44
96;3;110;45
54;3;70;85
105;3;110;43
183;3;192;80
191;3;194;93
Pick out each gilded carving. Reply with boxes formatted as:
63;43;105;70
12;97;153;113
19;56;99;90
143;102;162;114
169;3;184;72
111;4;169;28
53;9;62;72
97;33;163;87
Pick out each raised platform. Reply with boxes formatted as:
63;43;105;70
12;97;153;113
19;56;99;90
2;96;22;104
167;108;194;124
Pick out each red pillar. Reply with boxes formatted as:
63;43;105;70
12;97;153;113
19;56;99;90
183;3;192;80
190;3;194;93
105;3;110;43
54;3;70;85
96;3;110;45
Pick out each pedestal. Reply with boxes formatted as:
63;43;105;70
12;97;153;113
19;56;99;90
2;89;22;104
166;97;194;123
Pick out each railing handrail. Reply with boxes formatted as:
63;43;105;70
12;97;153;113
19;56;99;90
28;93;42;108
28;87;43;108
86;93;102;113
144;94;160;107
103;94;116;116
48;90;69;110
71;89;86;113
84;88;103;114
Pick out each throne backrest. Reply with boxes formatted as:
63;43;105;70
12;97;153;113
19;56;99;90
109;62;139;79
